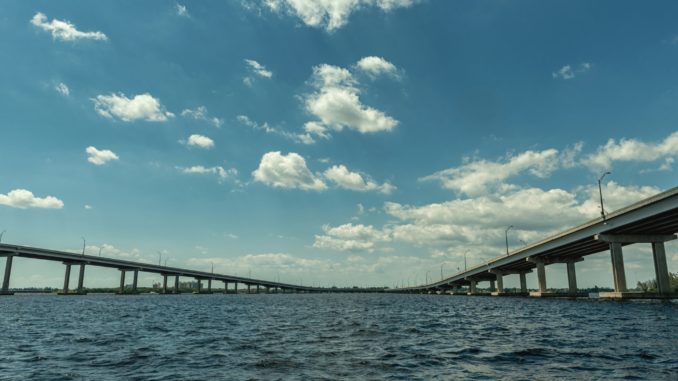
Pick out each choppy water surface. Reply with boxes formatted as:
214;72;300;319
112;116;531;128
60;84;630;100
1;294;677;380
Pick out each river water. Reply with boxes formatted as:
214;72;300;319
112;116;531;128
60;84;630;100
0;293;676;380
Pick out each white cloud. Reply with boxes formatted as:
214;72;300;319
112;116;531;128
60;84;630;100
185;134;215;149
314;223;389;252
244;59;273;78
178;165;238;183
176;3;189;17
421;148;564;196
552;62;592;80
323;164;395;194
84;204;93;210
257;0;416;32
252;151;327;190
237;115;315;144
583;131;678;171
355;56;399;78
181;106;223;128
93;93;174;122
304;63;398;134
91;244;144;261
31;12;107;41
55;82;70;96
86;146;119;166
0;189;64;209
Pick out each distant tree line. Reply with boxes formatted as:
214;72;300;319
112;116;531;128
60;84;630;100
636;272;678;292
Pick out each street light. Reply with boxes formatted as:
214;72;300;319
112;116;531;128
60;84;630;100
98;247;102;257
0;230;5;243
505;225;514;256
463;250;469;271
426;270;430;284
81;237;86;256
440;263;444;281
598;171;611;221
157;251;162;266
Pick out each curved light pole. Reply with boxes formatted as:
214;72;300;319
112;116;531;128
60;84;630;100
505;225;514;256
426;270;430;285
98;247;102;257
598;171;611;221
81;237;86;256
157;251;162;266
463;250;469;271
440;263;444;281
0;230;5;243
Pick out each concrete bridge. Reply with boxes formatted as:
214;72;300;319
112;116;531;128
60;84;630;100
390;186;678;299
0;244;323;295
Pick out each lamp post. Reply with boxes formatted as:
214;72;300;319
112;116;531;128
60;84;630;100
426;270;430;284
463;250;469;271
98;247;102;257
157;251;162;266
440;263;444;281
81;237;86;256
598;171;611;221
505;225;514;256
0;230;5;243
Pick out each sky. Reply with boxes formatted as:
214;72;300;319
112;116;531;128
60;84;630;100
1;0;677;290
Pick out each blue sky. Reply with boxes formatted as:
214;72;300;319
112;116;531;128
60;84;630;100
1;0;677;289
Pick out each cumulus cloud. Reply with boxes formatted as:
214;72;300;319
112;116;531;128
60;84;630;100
582;131;678;171
237;115;315;144
252;151;327;190
552;62;592;80
355;56;399;78
255;0;416;32
323;164;395;194
185;134;215;149
86;146;119;165
55;82;70;96
304;62;398;135
314;223;390;252
421;148;566;196
0;189;64;209
31;12;107;41
177;165;238;183
244;59;273;78
181;106;223;128
176;3;189;17
93;93;174;122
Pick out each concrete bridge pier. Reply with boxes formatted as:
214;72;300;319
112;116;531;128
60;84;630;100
489;280;496;293
1;255;14;295
174;275;180;293
118;270;125;293
265;286;270;294
207;279;212;293
247;284;251;294
235;283;238;294
489;270;507;296
596;234;677;299
162;274;168;294
527;257;547;297
133;270;139;293
256;285;260;294
196;279;202;293
565;258;585;296
76;263;86;294
223;281;229;294
519;271;528;293
466;278;477;295
58;263;72;295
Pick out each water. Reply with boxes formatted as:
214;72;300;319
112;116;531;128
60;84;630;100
0;294;676;380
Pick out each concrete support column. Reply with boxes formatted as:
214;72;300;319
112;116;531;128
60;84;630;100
495;273;504;293
174;275;179;293
63;263;72;293
566;261;578;294
119;270;126;293
224;281;229;294
247;284;251;294
2;255;13;293
652;242;671;294
162;275;168;294
77;264;86;294
197;279;202;293
132;269;138;293
489;280;496;292
469;280;477;294
235;283;238;294
519;272;527;293
609;243;627;292
207;279;212;293
256;285;260;294
265;286;270;294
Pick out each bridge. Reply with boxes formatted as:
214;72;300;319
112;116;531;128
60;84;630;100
0;244;323;295
390;186;678;299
